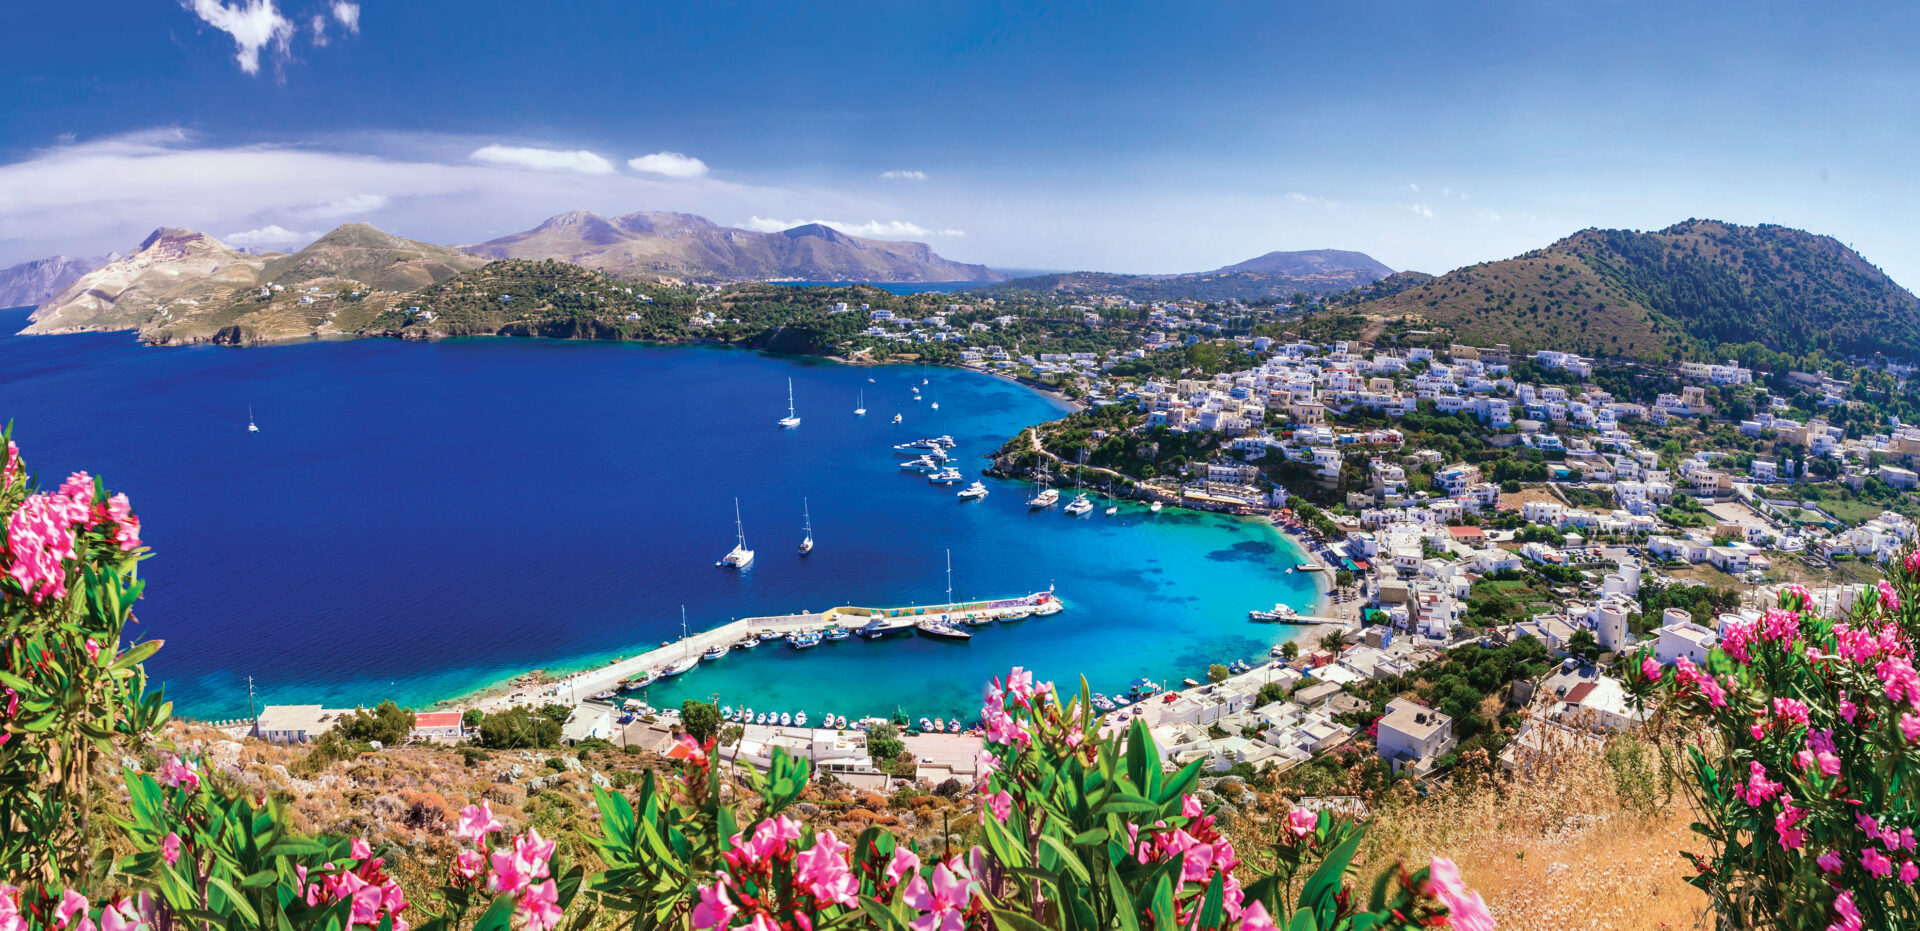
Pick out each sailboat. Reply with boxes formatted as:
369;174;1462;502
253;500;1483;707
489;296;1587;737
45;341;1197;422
1027;462;1059;508
247;406;259;434
930;390;940;411
855;391;867;416
661;608;698;676
778;379;801;428
916;549;970;640
718;498;755;568
799;498;815;555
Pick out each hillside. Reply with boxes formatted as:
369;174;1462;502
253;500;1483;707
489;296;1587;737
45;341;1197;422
979;249;1395;303
465;210;1005;283
364;259;689;340
259;222;484;292
0;254;104;309
22;229;271;334
1344;219;1920;362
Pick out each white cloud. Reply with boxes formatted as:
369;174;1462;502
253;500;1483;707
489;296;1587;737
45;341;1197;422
1284;191;1340;208
880;170;926;180
287;193;389;218
183;0;295;75
741;217;961;240
1404;203;1434;218
309;14;329;45
332;1;359;33
470;145;615;175
225;224;319;247
627;152;709;178
1406;182;1421;193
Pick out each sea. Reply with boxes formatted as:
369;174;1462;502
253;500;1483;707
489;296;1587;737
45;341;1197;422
0;307;1320;723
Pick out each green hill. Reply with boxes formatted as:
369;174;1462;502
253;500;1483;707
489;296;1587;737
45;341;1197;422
261;222;483;292
367;259;689;339
1346;219;1920;362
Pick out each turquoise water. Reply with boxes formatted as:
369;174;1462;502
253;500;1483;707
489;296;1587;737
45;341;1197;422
0;308;1319;721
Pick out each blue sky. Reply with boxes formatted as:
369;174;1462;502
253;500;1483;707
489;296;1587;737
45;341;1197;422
3;2;1917;284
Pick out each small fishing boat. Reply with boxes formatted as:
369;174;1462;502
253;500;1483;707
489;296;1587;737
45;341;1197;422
702;644;728;661
755;713;767;724
824;626;849;641
795;711;808;727
965;612;994;627
624;670;659;690
1150;501;1163;513
758;629;782;641
788;631;821;649
933;717;945;732
919;717;934;732
958;481;988;500
735;636;760;649
1182;678;1200;689
594;690;616;700
780;712;792;727
998;606;1031;623
947;720;961;733
1033;599;1064;617
722;704;735;719
892;413;903;424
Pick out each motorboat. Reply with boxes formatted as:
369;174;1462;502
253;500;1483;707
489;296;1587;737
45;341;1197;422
823;625;849;641
1064;494;1094;516
734;636;760;649
894;438;945;453
702;644;728;661
958;481;988;500
933;717;945;731
1033;599;1063;617
1248;603;1298;621
795;711;808;727
779;713;792;726
859;617;916;639
593;690;615;700
901;455;940;471
755;713;767;724
892;413;903;424
1150;501;1163;513
998;606;1030;623
928;467;963;484
916;619;971;640
932;435;955;447
758;629;782;641
919;717;934;732
947;720;961;733
718;498;755;568
788;631;821;649
778;378;801;428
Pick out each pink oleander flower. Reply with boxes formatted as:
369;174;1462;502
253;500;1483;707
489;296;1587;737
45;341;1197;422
351;837;373;860
1640;655;1662;681
1773;697;1810;730
885;846;920;886
454;850;484;882
731;816;801;865
0;884;26;931
98;898;141;931
5;494;78;603
1902;713;1920;743
455;802;502;843
54;889;89;929
1839;693;1858;723
511;828;556;882
1182;793;1204;818
1777;799;1809;850
157;755;200;792
1881;579;1902;612
104;493;141;552
516;881;562;931
1286;808;1318;838
1902;861;1918;884
691;879;737;931
0;441;17;492
1735;761;1783;807
486;847;529;896
984;789;1011;823
902;863;970;931
1818;850;1844;874
1831;889;1863;931
1863;847;1895;880
1427;857;1496;931
794;830;858;907
1880;655;1920;710
1238;901;1277;931
1005;666;1036;703
161;832;180;866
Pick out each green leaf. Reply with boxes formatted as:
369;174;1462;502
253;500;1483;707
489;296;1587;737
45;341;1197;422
987;909;1055;931
1299;825;1364;914
1039;835;1091;885
472;895;517;931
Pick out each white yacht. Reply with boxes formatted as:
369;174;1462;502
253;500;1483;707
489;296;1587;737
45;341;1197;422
958;481;988;500
1248;603;1299;621
799;498;814;555
661;608;699;676
928;467;963;484
855;391;866;416
247;406;259;434
1064;494;1094;516
892;413;903;424
1150;501;1163;513
778;379;801;428
718;498;755;568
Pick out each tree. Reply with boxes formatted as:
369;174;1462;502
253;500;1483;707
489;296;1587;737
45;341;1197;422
476;706;563;749
1334;569;1356;589
866;721;904;768
462;708;484;729
335;700;414;746
1568;628;1600;663
1280;640;1301;661
1207;664;1231;683
681;699;722;744
1320;630;1348;652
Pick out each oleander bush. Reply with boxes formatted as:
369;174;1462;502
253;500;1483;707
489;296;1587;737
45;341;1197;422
1627;565;1920;930
0;429;1495;930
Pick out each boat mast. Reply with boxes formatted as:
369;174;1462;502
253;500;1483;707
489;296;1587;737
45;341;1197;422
803;498;812;535
946;548;953;619
734;497;746;549
787;379;796;419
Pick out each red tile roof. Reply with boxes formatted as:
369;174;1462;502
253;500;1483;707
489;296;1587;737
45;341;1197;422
1563;682;1597;705
1447;525;1486;539
414;711;464;728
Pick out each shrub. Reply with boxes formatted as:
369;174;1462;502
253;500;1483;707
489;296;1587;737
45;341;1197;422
1628;564;1920;929
335;699;415;746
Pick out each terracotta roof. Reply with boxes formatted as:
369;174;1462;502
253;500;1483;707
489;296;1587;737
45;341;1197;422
414;711;464;728
1562;682;1597;705
1447;525;1486;539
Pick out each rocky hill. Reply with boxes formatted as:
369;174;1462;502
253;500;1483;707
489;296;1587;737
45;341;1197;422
364;259;688;341
0;254;105;309
465;210;1004;283
259;223;484;292
22;230;272;334
979;249;1395;303
1346;219;1920;361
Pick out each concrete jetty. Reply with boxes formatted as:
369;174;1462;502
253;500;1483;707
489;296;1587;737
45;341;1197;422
472;590;1061;714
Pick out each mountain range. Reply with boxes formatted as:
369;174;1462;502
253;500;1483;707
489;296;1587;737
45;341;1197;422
463;210;1005;283
1338;219;1920;362
0;254;109;310
978;249;1397;302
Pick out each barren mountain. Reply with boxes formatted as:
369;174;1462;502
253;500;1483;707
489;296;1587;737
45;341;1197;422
259;223;484;292
22;230;271;334
465;211;1005;283
0;255;105;309
980;249;1394;302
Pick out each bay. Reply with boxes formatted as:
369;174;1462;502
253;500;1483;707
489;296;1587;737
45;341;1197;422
0;307;1320;721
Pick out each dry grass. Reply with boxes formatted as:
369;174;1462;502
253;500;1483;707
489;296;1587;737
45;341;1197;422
1353;742;1709;930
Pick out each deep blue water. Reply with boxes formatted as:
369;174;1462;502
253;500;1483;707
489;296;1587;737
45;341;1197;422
0;307;1319;721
